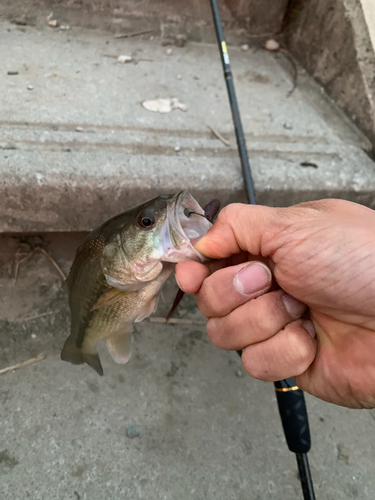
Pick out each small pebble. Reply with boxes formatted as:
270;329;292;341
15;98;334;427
176;74;182;80
117;54;132;64
59;25;70;31
265;39;280;51
75;126;83;132
283;122;293;130
175;34;187;47
241;44;249;51
31;333;37;339
235;370;243;377
127;425;140;438
27;85;33;90
7;71;18;75
166;48;173;56
48;20;58;27
174;145;181;152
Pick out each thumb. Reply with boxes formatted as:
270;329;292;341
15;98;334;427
194;203;283;259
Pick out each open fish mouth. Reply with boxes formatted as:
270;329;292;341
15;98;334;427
160;190;212;262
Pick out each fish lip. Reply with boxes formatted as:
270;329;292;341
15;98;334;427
174;189;207;242
160;190;211;262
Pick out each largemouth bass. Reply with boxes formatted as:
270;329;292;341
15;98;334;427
61;191;219;376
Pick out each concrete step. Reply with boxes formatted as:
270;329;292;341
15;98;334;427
0;0;289;40
1;20;374;232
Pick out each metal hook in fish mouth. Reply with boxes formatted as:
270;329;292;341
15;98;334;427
184;199;221;223
183;208;207;219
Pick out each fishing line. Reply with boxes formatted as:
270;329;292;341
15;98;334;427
208;1;316;499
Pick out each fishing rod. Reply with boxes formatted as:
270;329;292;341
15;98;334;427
208;1;316;499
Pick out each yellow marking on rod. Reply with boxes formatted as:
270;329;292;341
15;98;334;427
275;385;299;392
221;41;228;53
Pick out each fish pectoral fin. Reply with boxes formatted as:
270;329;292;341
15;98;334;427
134;295;159;323
61;335;103;376
91;288;129;311
106;326;133;364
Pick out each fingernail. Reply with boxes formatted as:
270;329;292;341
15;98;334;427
302;320;316;339
282;293;307;318
233;263;271;296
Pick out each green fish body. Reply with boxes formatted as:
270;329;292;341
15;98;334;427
61;191;212;375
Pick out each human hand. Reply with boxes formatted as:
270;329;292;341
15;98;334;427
176;200;375;408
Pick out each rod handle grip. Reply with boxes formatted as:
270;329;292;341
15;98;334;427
274;378;311;454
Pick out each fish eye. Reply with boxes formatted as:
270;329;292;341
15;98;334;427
138;214;155;229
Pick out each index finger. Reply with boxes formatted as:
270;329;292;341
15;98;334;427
194;204;279;259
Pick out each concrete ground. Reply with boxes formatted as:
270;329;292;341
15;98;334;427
1;234;375;500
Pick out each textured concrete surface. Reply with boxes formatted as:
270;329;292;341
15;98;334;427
0;0;288;41
287;0;375;148
1;234;375;500
1;20;374;232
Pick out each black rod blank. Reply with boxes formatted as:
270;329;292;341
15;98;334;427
208;1;315;499
296;453;316;500
209;0;256;205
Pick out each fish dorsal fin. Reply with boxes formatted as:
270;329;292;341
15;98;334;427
91;288;129;311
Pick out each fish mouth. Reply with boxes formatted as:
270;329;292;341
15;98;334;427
160;190;212;262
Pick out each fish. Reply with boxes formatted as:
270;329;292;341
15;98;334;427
61;191;220;376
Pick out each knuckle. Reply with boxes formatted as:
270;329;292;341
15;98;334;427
217;204;247;230
206;318;233;350
218;204;242;222
206;319;222;348
197;276;224;317
241;347;270;381
196;287;215;318
247;293;286;337
284;325;315;373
